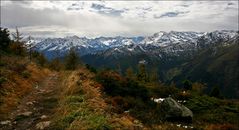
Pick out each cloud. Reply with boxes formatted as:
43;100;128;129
1;1;238;38
67;2;85;11
90;3;124;17
9;0;32;5
154;11;189;19
1;3;66;28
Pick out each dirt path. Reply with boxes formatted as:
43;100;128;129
0;72;60;130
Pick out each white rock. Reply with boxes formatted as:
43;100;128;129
151;97;165;103
19;111;32;117
40;115;47;119
36;121;51;130
0;120;11;125
26;102;34;105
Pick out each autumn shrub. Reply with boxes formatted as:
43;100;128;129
9;42;26;56
96;70;149;100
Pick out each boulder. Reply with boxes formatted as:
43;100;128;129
160;97;193;123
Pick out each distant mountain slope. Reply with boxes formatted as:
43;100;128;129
172;38;239;98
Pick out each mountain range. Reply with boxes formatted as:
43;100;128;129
26;30;239;98
27;30;237;59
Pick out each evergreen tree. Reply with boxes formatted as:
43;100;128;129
137;63;148;82
116;64;122;75
125;67;135;80
37;53;47;67
12;27;23;42
210;86;222;98
0;27;11;51
49;57;62;71
182;80;192;90
64;47;79;70
10;27;26;55
149;68;159;82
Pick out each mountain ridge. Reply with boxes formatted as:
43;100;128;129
26;30;238;59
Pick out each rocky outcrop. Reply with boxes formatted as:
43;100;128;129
160;97;193;123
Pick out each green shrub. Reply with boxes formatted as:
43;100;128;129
0;61;5;67
85;64;97;73
66;96;84;104
21;71;31;79
0;76;7;86
64;48;79;70
210;86;223;99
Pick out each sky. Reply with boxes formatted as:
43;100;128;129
1;0;238;38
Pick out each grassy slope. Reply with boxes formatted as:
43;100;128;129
0;55;51;119
49;68;139;130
